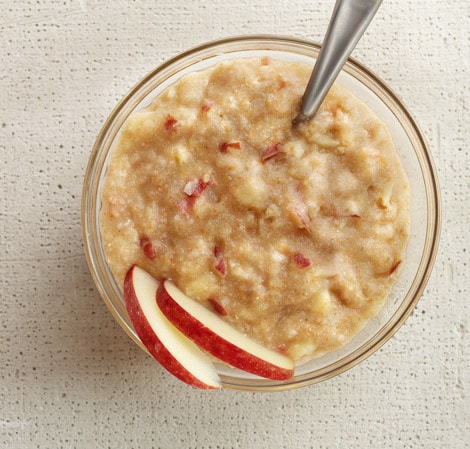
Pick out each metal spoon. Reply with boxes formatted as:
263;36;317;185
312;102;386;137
294;0;383;124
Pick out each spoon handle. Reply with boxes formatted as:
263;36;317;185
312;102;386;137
296;0;383;123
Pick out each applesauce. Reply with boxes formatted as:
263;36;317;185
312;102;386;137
100;57;410;363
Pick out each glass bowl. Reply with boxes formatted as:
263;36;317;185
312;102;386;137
82;35;441;391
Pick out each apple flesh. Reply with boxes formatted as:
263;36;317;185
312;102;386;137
124;266;221;389
156;280;295;380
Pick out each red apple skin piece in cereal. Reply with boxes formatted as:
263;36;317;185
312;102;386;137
213;245;226;276
183;176;214;198
219;142;241;153
164;115;178;132
261;142;283;163
139;236;157;260
294;252;311;269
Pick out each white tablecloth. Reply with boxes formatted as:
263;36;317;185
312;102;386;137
1;1;468;447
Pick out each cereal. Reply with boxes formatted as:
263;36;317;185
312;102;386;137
100;58;410;363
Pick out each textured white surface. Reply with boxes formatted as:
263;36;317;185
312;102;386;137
1;0;469;448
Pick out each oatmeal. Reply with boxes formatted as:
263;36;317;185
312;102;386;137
100;58;410;363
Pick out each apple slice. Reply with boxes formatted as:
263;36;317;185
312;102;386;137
156;280;295;380
124;266;221;389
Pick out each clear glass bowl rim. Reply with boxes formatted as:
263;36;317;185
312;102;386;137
82;34;441;392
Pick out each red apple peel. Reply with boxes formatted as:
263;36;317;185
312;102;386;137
156;280;295;381
124;266;221;390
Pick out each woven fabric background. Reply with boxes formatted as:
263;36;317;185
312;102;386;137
1;1;468;447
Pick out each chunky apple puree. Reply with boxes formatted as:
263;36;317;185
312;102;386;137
100;57;410;363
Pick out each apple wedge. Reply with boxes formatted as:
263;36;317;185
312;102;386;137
156;280;295;380
124;266;221;389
